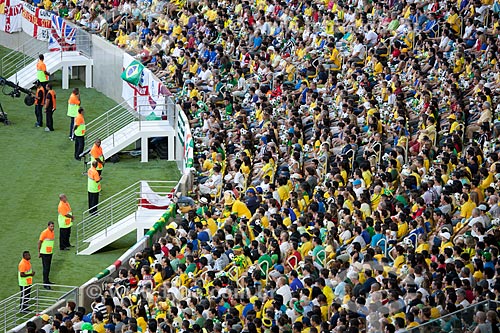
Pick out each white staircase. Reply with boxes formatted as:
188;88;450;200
7;51;93;90
101;120;175;162
76;180;178;255
84;98;176;162
78;208;165;255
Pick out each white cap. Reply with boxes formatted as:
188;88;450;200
440;232;451;240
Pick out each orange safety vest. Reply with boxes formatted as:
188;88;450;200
68;93;80;106
90;144;104;170
46;89;56;110
36;86;45;106
36;60;48;82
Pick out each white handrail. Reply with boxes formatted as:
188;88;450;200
84;97;175;153
0;284;78;333
0;39;48;78
76;180;178;254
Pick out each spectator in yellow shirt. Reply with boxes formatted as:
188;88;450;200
459;193;476;219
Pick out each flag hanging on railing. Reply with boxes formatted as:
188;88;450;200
121;60;144;86
48;15;76;51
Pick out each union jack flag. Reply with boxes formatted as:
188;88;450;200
48;15;77;52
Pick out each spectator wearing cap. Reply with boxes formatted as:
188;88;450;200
352;179;365;199
482;251;495;271
39;314;52;333
439;232;453;252
478;204;492;228
195;196;210;216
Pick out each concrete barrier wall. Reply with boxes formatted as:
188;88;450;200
0;31;46;51
90;35;125;104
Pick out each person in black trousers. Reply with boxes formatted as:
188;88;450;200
18;251;35;312
34;81;45;127
44;84;56;132
38;221;55;289
74;107;86;160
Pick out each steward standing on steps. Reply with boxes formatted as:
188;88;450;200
36;54;49;89
18;251;35;312
74;107;86;161
88;160;101;215
67;88;80;140
44;84;56;132
38;221;55;289
90;139;105;176
34;80;45;128
58;194;74;250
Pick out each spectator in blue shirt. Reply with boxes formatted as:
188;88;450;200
289;270;304;291
253;31;263;53
370;223;386;253
195;222;210;242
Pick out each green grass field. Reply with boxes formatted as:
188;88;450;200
0;46;180;300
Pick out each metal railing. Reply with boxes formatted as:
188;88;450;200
71;23;93;57
76;180;178;254
0;284;78;333
83;97;137;152
84;98;174;153
412;300;500;333
0;26;92;80
0;39;47;78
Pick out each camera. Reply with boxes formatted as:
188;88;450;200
0;77;35;106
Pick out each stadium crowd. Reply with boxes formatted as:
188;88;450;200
22;0;500;332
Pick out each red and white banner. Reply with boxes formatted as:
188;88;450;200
48;14;76;51
21;2;52;40
0;0;22;33
122;53;169;117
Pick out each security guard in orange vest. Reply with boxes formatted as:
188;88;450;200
18;251;35;312
34;80;45;127
44;83;56;132
58;194;74;250
88;160;101;215
90;139;105;176
38;221;55;289
36;54;49;89
74;107;86;161
67;88;80;140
